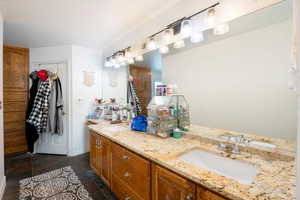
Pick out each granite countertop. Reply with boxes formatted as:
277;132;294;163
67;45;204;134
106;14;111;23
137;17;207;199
88;121;296;200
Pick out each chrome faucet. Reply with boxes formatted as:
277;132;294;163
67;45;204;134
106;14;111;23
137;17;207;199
217;135;251;154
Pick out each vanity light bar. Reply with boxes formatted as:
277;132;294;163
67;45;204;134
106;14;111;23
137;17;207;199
106;2;220;68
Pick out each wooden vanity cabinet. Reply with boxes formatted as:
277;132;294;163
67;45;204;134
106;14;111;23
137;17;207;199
89;131;111;186
89;130;230;200
151;164;196;200
99;135;111;186
197;186;227;200
111;142;151;200
89;131;98;174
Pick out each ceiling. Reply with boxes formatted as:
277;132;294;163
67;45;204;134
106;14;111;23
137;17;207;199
0;0;183;49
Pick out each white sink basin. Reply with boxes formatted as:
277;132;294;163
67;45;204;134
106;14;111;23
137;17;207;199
179;149;258;185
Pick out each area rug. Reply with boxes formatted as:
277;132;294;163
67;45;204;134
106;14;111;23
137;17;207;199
19;166;93;200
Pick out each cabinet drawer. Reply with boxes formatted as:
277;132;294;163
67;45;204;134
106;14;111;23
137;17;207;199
112;173;143;200
197;186;227;200
112;142;150;176
112;153;150;200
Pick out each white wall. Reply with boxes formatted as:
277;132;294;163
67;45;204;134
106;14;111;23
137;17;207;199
30;45;102;156
102;66;128;100
0;12;6;199
163;19;296;140
70;45;102;156
294;0;300;198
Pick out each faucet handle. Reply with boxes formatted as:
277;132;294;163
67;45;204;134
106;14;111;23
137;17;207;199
231;145;240;154
217;143;227;151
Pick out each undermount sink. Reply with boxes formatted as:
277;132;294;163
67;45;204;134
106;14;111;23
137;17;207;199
179;149;259;185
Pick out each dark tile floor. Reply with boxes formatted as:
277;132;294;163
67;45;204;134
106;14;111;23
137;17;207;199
3;152;118;200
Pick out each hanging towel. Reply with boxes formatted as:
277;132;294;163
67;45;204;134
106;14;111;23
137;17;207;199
25;71;40;153
47;75;64;134
27;79;51;133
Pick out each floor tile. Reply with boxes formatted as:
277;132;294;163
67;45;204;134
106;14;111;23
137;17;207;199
3;152;116;200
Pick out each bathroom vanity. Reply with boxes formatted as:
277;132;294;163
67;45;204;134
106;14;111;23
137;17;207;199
88;121;296;200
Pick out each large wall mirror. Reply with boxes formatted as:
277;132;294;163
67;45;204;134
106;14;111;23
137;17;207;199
103;0;295;140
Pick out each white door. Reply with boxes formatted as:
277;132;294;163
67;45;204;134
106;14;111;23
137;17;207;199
33;62;68;155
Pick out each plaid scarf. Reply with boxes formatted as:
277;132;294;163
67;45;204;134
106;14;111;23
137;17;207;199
27;79;51;133
127;80;141;116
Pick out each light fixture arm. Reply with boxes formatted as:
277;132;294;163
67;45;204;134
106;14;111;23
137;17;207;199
149;2;220;39
106;2;221;67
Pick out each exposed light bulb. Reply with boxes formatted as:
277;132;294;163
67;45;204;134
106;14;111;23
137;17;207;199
111;56;117;65
146;37;157;51
180;19;192;38
159;45;169;54
206;8;216;27
135;55;144;62
114;63;120;68
116;52;125;63
191;32;204;43
125;48;132;58
127;57;134;64
162;28;174;44
173;39;185;49
104;57;112;67
213;23;230;35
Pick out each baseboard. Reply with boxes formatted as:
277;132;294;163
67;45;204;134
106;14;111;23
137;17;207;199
0;176;6;199
68;146;89;157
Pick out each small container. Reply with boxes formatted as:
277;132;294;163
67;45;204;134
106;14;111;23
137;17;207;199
172;128;183;139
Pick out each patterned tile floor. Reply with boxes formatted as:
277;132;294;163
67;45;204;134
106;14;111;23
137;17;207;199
3;152;117;200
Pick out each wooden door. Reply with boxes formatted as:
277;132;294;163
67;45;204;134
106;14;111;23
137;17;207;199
3;45;29;155
90;132;97;172
100;135;111;186
197;186;227;200
129;65;151;115
152;164;196;200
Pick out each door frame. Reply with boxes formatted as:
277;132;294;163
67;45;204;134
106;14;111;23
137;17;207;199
129;65;152;115
30;60;70;156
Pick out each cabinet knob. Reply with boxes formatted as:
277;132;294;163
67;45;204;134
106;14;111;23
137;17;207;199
122;155;129;160
124;172;131;177
186;194;193;200
125;197;131;200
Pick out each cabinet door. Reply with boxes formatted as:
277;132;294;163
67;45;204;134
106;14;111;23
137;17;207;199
152;164;196;200
89;132;97;171
100;136;111;186
95;134;102;177
197;186;227;200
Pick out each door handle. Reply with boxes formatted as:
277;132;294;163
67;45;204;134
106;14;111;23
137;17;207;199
124;172;131;177
122;155;130;160
186;194;193;200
